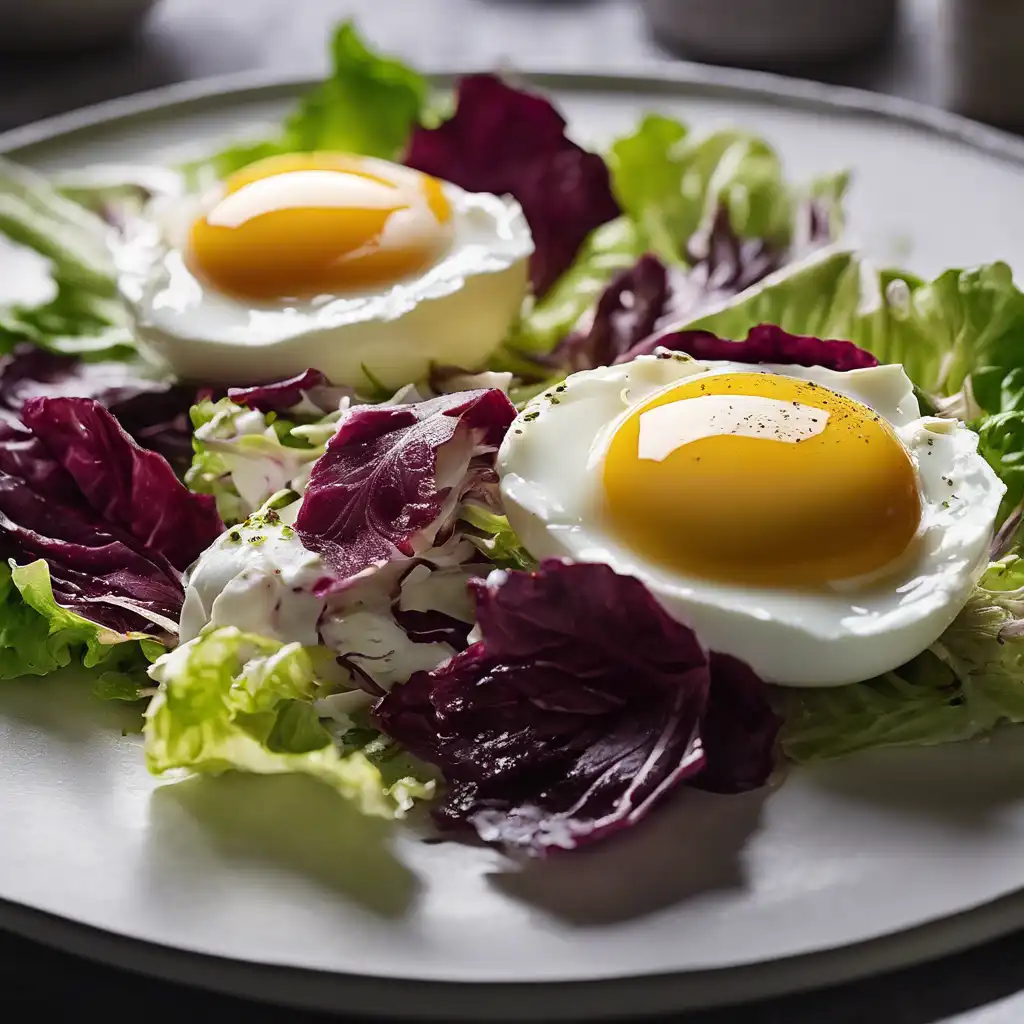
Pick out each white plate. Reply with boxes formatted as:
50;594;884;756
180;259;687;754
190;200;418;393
4;69;1024;1021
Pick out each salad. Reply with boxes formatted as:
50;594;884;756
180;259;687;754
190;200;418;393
1;22;1023;856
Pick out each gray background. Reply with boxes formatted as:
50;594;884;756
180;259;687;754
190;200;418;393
1;1;1022;1022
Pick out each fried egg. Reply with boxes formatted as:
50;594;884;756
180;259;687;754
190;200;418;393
498;353;1005;686
114;152;532;389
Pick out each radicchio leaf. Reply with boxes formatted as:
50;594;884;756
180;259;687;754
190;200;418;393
374;560;780;855
552;201;839;373
629;323;879;371
693;653;781;794
228;368;360;417
0;398;222;638
0;344;197;472
296;389;516;581
405;74;619;296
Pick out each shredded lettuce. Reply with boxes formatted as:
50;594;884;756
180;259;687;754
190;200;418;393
187;398;327;524
459;505;536;571
145;626;435;815
778;557;1024;761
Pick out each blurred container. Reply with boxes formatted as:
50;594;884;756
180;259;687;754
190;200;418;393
944;0;1024;128
0;0;159;52
642;0;898;65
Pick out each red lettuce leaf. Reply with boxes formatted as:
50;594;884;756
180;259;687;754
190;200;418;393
228;369;331;412
405;74;619;296
375;560;778;855
296;389;515;580
553;254;671;374
693;653;781;795
0;345;197;473
227;368;360;416
23;398;222;572
552;202;844;374
0;398;222;637
629;323;879;371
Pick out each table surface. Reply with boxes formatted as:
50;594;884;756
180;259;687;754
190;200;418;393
2;1;1022;1022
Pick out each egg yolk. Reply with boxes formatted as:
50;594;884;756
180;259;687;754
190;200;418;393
602;372;921;587
186;152;453;301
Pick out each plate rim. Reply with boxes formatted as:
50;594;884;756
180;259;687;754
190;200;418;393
2;62;1024;167
5;886;1024;1021
2;63;1024;1019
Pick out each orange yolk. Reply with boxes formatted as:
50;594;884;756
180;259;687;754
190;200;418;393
602;372;921;587
186;152;453;302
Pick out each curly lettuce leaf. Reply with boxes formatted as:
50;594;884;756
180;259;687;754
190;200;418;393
778;557;1024;762
683;249;1024;409
145;626;434;817
0;559;157;701
609;119;798;263
191;22;428;182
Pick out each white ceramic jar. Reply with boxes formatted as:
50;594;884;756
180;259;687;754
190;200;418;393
642;0;898;64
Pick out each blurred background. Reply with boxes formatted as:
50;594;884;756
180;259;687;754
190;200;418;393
1;0;1020;136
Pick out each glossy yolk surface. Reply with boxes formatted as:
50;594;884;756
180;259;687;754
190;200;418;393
602;372;921;587
186;152;453;302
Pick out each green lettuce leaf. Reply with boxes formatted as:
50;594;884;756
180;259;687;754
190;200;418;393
777;557;1024;762
186;398;326;525
505;118;847;362
0;158;131;357
507;216;643;356
0;559;160;695
608;118;810;263
191;22;428;182
145;626;434;817
683;249;1024;410
458;505;536;571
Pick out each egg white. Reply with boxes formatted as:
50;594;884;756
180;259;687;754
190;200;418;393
498;353;1006;687
113;173;533;390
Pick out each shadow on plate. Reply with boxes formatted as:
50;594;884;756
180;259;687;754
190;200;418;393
147;772;419;919
0;670;143;743
491;785;769;925
801;728;1024;832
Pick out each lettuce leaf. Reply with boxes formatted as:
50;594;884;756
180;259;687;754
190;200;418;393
0;344;196;473
778;557;1024;762
374;559;778;854
405;73;619;297
145;625;434;816
682;249;1024;410
0;158;130;358
458;505;536;571
295;389;515;579
608;119;797;263
0;397;221;691
193;22;428;181
187;397;325;525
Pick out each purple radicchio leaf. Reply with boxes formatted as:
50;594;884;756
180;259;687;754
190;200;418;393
295;389;516;581
0;398;223;637
0;344;198;473
626;323;879;371
552;201;838;374
375;559;779;855
228;367;360;417
404;74;619;296
692;653;781;795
